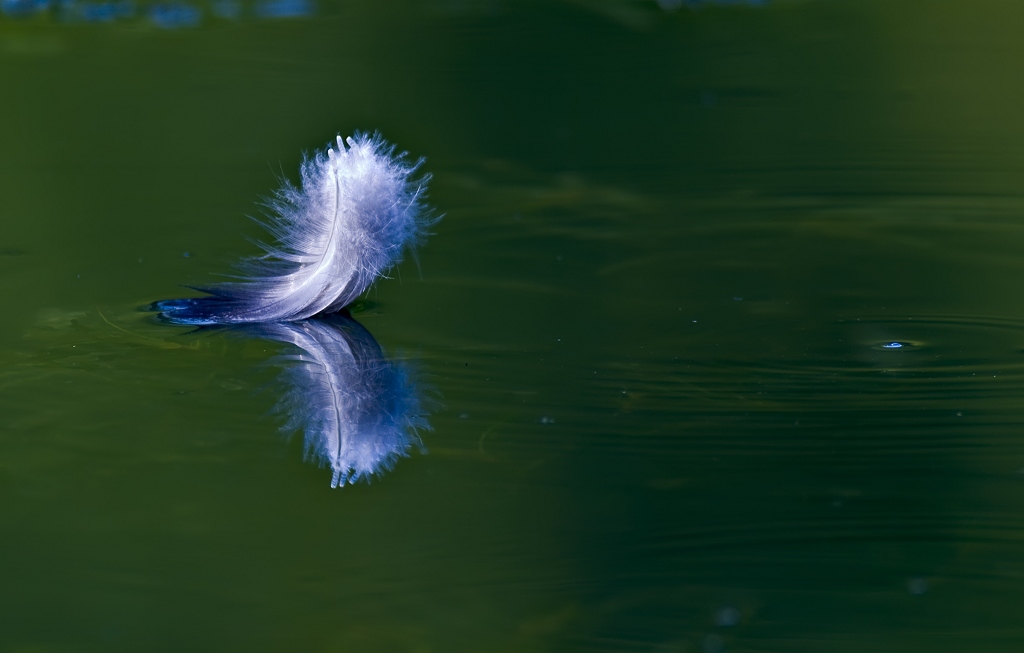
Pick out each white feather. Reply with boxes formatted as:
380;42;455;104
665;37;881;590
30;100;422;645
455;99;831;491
156;132;435;325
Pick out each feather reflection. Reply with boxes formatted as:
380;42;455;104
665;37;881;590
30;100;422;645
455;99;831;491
248;315;428;488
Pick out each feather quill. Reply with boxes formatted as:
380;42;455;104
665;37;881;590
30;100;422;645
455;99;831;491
155;132;435;325
249;315;428;488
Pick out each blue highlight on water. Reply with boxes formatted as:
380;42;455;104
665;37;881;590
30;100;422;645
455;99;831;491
149;3;200;28
1;0;766;24
1;0;50;15
254;0;310;19
2;0;314;25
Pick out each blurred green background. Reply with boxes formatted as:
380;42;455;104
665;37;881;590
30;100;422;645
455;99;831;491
5;0;1024;650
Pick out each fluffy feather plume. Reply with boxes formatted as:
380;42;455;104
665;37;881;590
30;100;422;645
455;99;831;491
250;315;428;488
155;132;434;325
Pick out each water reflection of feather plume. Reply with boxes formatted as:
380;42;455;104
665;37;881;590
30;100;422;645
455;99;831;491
248;315;428;488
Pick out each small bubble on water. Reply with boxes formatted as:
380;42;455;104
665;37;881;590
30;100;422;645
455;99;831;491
874;340;919;351
540;416;556;425
907;577;929;595
458;413;470;420
715;606;740;627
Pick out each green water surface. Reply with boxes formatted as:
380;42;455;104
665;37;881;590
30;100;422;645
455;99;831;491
4;0;1024;651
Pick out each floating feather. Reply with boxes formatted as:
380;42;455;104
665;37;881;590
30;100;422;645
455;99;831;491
155;132;435;325
249;314;428;488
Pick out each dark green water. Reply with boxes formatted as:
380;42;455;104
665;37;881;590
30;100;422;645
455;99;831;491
4;0;1024;650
